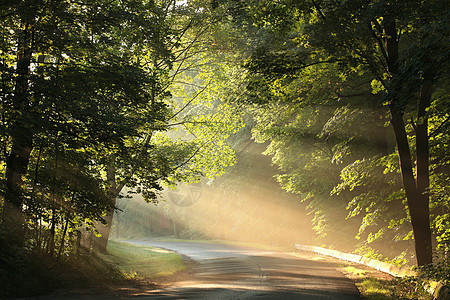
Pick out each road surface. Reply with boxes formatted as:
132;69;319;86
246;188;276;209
124;240;361;299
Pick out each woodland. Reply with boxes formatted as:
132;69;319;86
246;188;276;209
0;0;449;296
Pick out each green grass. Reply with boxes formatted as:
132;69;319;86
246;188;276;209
356;277;433;300
344;266;367;276
358;278;397;300
0;239;186;297
104;240;186;279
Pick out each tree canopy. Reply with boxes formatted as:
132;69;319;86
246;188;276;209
1;0;449;286
198;0;449;267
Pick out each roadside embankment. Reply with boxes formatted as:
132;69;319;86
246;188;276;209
295;244;449;300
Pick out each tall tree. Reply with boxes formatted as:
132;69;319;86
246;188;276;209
0;0;176;248
214;0;449;266
91;1;246;252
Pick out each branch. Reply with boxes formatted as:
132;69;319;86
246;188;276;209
410;117;417;131
369;22;389;64
160;22;211;72
114;131;154;194
302;138;333;160
167;122;225;174
169;78;212;121
311;0;326;20
167;14;195;53
167;120;208;127
169;145;203;172
264;59;338;76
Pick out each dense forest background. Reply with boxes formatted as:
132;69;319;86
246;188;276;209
1;0;449;295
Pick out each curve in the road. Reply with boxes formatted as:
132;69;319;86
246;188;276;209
125;240;361;299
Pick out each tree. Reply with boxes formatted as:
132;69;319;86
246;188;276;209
0;0;177;249
213;0;449;266
92;1;247;252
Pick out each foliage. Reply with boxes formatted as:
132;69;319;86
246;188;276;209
0;227;125;297
358;277;432;300
419;260;450;286
0;0;244;264
205;0;450;267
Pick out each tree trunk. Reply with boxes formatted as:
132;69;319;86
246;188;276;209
390;106;432;266
2;21;33;247
3;137;33;246
413;82;433;266
58;214;70;258
93;164;124;253
48;206;57;256
94;206;116;253
384;16;432;266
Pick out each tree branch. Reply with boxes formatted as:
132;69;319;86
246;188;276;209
410;117;417;131
369;22;389;64
169;78;212;121
311;0;326;20
167;120;208;127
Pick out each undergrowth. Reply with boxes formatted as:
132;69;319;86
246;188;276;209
0;243;125;298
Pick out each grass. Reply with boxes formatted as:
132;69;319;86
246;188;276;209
104;240;186;279
356;277;433;300
0;239;187;298
359;278;398;300
344;266;367;276
339;264;433;300
289;250;434;300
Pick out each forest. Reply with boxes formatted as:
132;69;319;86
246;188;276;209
0;0;449;296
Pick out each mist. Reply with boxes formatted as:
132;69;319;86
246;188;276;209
111;141;315;249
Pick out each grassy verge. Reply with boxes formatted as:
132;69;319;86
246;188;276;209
0;240;187;298
103;240;186;280
341;265;432;300
290;250;432;300
0;247;124;298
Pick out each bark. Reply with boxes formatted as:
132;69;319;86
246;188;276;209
413;82;433;266
369;94;391;155
58;214;70;258
416;82;432;200
3;137;33;245
384;17;433;266
47;206;57;256
94;206;116;253
2;22;33;246
149;209;153;233
390;107;432;266
93;164;124;253
48;153;59;256
93;135;154;252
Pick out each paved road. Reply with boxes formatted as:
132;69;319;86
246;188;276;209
125;240;361;299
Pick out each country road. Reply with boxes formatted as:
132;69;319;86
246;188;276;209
27;240;362;299
122;240;361;299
